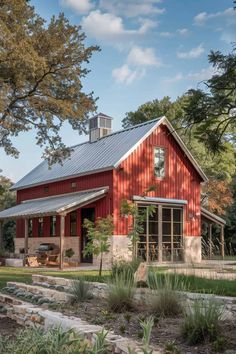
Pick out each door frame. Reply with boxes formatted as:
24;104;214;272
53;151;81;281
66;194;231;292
136;203;184;263
80;207;95;263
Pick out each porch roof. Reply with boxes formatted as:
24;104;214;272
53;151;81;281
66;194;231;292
0;187;108;220
201;207;226;226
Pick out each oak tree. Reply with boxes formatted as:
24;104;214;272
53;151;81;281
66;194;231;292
0;0;99;164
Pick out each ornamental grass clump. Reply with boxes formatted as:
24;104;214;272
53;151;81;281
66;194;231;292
108;269;135;312
70;278;92;303
0;326;108;354
147;272;188;317
182;300;223;345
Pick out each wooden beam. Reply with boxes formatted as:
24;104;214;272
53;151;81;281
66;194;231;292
220;225;225;260
158;205;162;263
209;223;212;260
0;220;4;250
59;214;65;270
24;219;29;266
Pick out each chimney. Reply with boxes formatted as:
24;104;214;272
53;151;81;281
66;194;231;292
89;113;113;142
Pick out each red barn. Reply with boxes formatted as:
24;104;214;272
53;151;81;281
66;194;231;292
0;113;225;266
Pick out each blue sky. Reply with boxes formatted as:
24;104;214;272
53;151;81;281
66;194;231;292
1;0;235;182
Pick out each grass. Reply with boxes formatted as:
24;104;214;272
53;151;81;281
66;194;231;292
0;266;236;297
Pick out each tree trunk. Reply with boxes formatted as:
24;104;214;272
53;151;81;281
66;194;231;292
99;255;103;277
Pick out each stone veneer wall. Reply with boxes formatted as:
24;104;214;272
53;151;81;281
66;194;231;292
14;237;81;262
183;236;202;263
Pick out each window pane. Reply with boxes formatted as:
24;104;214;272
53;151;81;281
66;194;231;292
70;211;77;236
173;223;181;236
50;216;56;237
38;218;43;237
154;147;165;178
149;222;158;235
162;208;171;221
173;209;181;222
163;222;171;235
149;208;158;221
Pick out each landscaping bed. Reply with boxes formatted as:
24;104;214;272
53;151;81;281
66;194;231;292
0;316;22;338
50;296;236;354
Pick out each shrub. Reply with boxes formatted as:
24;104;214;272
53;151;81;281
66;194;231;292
111;258;141;281
0;326;108;354
70;279;92;303
147;272;187;317
182;300;223;345
108;269;135;312
65;248;75;258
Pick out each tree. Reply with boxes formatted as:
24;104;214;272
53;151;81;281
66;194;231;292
121;199;155;259
183;45;236;153
0;0;99;164
83;216;114;276
0;175;16;251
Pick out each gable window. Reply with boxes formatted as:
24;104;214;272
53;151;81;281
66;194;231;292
50;216;57;237
44;186;49;194
70;211;77;236
38;218;44;237
154;147;165;178
71;182;77;189
28;219;33;238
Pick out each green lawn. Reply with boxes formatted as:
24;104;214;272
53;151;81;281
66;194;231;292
0;267;109;289
0;267;235;297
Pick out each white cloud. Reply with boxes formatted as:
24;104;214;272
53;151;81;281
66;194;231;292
60;0;94;14
100;0;165;18
164;73;183;83
177;28;189;36
127;46;162;67
81;10;154;43
112;64;145;85
164;66;215;84
160;31;173;38
177;44;204;59
194;7;234;25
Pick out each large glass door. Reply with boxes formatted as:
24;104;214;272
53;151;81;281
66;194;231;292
137;205;183;263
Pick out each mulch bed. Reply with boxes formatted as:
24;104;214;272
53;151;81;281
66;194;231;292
53;298;236;354
0;316;22;338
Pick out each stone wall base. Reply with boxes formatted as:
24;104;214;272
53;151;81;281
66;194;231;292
14;237;81;262
183;236;202;263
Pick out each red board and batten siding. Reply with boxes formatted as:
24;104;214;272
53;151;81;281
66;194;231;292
113;124;202;237
16;171;113;238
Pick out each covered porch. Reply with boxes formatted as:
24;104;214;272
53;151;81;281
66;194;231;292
201;207;226;260
0;187;108;269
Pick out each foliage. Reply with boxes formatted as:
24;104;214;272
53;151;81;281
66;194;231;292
0;326;108;354
183;44;236;153
83;216;114;277
0;175;16;251
108;269;135;312
182;300;223;345
121;199;156;259
0;0;99;164
147;272;188;316
111;258;141;281
164;341;181;354
65;248;75;259
70;278;92;303
139;316;154;354
225;177;236;255
201;178;233;215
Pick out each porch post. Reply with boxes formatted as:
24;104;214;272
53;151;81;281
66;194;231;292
24;218;29;266
0;220;4;250
24;219;29;254
220;225;225;260
208;223;212;260
158;205;162;263
59;214;65;270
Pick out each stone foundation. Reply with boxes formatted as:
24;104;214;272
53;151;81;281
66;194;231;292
14;237;81;262
183;236;202;263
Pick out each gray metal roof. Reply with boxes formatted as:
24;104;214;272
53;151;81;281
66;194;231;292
0;188;108;219
11;116;208;191
201;207;226;225
12;118;162;190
